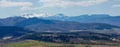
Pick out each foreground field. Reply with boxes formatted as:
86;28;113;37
5;40;120;47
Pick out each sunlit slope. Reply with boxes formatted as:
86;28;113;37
6;40;120;47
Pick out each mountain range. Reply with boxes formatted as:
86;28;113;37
0;14;120;45
0;16;119;33
41;14;120;26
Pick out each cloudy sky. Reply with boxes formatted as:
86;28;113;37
0;0;120;18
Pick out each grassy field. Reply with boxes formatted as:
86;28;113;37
4;40;120;47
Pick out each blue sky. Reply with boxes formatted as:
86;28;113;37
0;0;120;18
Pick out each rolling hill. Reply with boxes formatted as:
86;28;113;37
0;26;33;42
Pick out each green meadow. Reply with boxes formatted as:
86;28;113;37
5;40;120;47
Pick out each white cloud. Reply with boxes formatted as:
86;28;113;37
0;0;32;8
112;4;120;8
0;0;108;10
21;0;108;10
39;0;108;8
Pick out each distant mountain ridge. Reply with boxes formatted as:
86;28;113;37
41;14;120;26
0;17;120;33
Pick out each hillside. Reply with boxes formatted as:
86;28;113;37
17;32;120;44
5;40;120;47
0;26;33;42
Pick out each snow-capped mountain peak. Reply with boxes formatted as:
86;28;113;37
22;13;51;18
